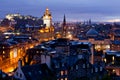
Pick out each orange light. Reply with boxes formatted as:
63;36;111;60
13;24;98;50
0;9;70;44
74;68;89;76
40;29;44;33
45;28;49;32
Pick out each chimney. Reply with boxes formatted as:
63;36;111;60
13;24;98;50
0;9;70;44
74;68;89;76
90;45;94;64
46;55;51;68
18;59;22;68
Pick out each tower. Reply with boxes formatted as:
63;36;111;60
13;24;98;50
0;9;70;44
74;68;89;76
43;8;52;27
62;14;67;38
39;8;54;41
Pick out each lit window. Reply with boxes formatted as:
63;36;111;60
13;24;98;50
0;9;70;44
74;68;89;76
112;56;115;61
61;71;64;76
3;55;5;58
3;51;5;54
65;78;68;80
104;58;107;63
36;51;39;53
61;78;63;80
113;69;115;73
13;48;17;58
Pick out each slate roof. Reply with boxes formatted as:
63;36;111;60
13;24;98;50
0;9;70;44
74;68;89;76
111;40;120;45
21;63;54;80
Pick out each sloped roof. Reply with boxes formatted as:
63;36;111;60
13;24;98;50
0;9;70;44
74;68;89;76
86;28;99;36
21;63;54;80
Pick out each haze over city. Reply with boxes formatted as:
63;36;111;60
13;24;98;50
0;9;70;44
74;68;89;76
0;0;120;22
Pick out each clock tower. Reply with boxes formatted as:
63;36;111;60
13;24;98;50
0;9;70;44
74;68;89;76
39;8;54;41
43;8;52;27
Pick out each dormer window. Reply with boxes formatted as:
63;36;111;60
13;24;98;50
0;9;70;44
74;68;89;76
100;67;103;71
95;68;98;72
83;64;85;68
76;65;78;70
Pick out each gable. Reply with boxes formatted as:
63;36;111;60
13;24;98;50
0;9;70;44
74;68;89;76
14;67;26;80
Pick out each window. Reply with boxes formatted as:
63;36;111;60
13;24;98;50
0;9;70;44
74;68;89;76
91;69;93;73
16;72;18;76
20;73;22;78
3;51;5;54
62;63;64;67
61;71;64;76
28;72;31;76
39;71;42;74
65;78;68;80
95;68;98;72
76;65;78;70
61;78;63;80
65;70;68;75
3;55;5;58
78;55;82;59
100;67;103;71
87;64;89;68
71;67;73;70
36;51;39;53
83;64;85;68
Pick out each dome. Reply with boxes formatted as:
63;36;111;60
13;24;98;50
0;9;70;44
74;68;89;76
86;28;98;37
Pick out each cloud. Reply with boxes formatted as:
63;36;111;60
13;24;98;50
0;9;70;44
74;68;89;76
0;0;120;21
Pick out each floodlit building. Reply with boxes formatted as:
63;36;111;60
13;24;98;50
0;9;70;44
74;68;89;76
39;8;54;41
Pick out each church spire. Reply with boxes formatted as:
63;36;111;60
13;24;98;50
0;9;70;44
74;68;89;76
63;14;66;26
62;14;67;38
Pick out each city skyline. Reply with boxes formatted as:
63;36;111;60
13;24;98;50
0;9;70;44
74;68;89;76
0;0;120;22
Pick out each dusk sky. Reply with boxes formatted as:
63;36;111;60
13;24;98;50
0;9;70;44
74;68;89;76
0;0;120;22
